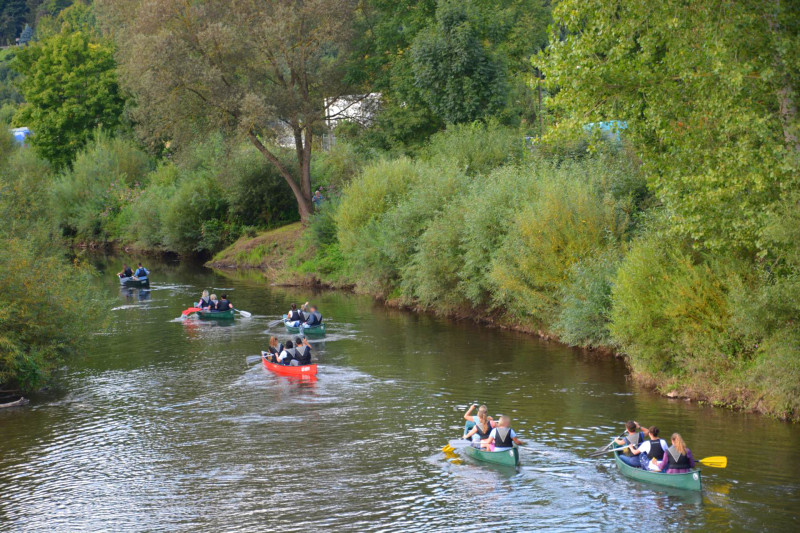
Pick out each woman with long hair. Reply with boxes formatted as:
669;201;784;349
656;433;696;473
463;404;495;445
196;290;211;309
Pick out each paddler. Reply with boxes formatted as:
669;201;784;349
462;404;495;445
133;263;149;279
482;415;524;451
301;302;323;326
118;263;133;278
614;420;646;467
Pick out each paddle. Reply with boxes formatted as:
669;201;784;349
594;432;626;455
181;307;202;316
589;443;638;457
697;456;727;468
235;309;252;318
267;318;285;327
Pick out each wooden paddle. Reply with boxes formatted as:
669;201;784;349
697;456;727;468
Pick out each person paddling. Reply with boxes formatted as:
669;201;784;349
483;415;524;451
196;290;211;309
302;302;322;326
286;303;304;324
292;337;313;366
614;420;645;467
118;263;133;279
276;340;296;365
628;426;668;471
655;433;696;473
209;294;219;311
133;263;149;279
462;404;495;445
265;336;284;362
216;294;233;312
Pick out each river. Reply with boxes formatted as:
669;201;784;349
1;254;798;532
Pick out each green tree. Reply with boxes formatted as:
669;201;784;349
11;5;124;169
541;0;800;256
411;0;506;124
0;0;28;46
100;0;359;224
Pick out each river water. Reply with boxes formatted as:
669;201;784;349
1;254;798;532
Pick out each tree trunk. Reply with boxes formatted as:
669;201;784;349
248;132;314;224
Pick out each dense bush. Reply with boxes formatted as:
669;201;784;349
51;132;152;242
490;158;632;323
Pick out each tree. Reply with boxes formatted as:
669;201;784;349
411;0;506;124
11;3;124;169
541;0;800;257
0;0;27;46
99;0;359;223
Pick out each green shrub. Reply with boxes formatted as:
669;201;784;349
422;121;525;175
489;158;630;323
555;250;621;348
311;142;367;191
161;173;229;254
51;132;152;242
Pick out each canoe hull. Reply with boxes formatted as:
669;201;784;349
462;444;520;467
283;319;325;336
193;309;235;320
119;276;149;287
261;353;317;376
614;449;701;491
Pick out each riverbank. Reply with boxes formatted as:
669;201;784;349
208;223;794;421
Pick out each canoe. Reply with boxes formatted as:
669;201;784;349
261;352;317;376
192;309;235;320
462;443;520;467
613;446;702;491
119;276;149;287
283;319;325;336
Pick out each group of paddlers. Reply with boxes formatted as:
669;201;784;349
195;290;234;312
264;335;313;366
284;302;323;328
614;420;695;473
462;404;525;452
118;263;149;280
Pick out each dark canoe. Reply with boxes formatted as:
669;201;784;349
283;319;325;336
261;352;317;376
119;276;149;287
613;446;702;491
462;444;520;467
193;309;235;320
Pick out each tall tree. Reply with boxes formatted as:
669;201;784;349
541;0;800;256
99;0;359;223
12;3;124;169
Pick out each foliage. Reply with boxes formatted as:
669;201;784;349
11;8;124;169
101;0;360;222
541;0;800;256
411;0;507;124
0;134;105;392
51;132;152;242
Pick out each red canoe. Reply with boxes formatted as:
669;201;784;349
261;352;318;376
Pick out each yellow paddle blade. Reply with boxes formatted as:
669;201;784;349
442;445;455;453
698;456;727;468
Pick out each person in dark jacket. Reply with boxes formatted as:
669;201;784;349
118;264;133;278
216;294;233;312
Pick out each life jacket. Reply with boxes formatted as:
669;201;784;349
295;346;311;365
648;438;667;461
198;297;210;309
281;347;297;365
122;268;133;278
494;427;514;448
666;446;691;470
217;299;231;311
623;431;644;455
474;419;492;440
134;267;148;278
289;310;303;322
268;343;284;355
305;311;322;326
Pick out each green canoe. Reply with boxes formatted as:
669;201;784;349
119;276;149;287
195;309;235;320
613;446;701;491
462;444;520;467
283;319;325;336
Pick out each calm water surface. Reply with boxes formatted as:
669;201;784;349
1;255;799;532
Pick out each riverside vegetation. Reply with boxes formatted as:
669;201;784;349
1;0;798;421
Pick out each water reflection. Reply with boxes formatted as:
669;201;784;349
0;256;798;532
